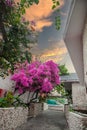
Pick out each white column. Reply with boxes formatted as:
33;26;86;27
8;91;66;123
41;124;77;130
83;17;87;87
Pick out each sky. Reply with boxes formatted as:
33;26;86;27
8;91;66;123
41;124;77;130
25;0;75;73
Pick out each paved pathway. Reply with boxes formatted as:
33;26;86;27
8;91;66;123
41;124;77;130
16;110;69;130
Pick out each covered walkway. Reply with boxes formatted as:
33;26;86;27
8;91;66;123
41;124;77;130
16;110;69;130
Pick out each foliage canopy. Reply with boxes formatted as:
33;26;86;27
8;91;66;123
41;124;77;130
0;0;60;75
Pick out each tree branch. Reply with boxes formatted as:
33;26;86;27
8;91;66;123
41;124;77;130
0;1;8;43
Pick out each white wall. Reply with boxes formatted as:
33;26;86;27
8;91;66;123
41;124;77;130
0;76;14;90
83;18;87;87
72;83;86;105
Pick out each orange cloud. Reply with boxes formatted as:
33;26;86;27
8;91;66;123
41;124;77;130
39;40;67;63
41;47;67;57
25;0;64;31
39;48;67;63
30;40;67;63
25;0;53;20
35;19;53;32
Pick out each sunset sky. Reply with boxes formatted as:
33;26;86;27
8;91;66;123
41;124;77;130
25;0;75;73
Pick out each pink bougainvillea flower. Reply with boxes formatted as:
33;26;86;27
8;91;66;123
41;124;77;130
5;0;13;7
18;87;23;94
30;21;36;26
41;78;53;93
21;17;26;23
11;60;60;94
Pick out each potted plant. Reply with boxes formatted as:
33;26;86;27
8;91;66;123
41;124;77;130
0;90;28;129
11;60;60;116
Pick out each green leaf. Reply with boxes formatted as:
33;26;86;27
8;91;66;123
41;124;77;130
56;1;60;6
34;0;39;4
21;8;26;14
52;5;56;9
21;0;26;4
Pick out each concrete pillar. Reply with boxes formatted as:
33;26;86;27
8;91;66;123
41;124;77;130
64;104;69;120
83;17;87;87
72;83;86;106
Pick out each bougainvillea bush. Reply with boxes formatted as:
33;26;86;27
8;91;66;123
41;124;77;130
11;60;60;103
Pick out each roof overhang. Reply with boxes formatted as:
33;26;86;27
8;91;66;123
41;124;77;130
64;0;87;85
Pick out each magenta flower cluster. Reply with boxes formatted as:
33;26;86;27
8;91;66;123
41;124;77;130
5;0;13;7
11;60;60;94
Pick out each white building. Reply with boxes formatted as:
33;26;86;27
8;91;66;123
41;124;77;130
64;0;87;107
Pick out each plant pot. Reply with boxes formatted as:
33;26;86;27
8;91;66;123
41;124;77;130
42;102;48;110
0;107;28;130
68;111;87;130
28;102;43;117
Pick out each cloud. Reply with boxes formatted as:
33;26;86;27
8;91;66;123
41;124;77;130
60;11;67;16
40;46;67;62
49;39;66;48
30;39;75;72
25;0;64;31
30;40;67;63
25;0;53;20
31;40;67;63
35;19;53;32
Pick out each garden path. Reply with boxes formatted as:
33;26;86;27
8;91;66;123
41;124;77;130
16;110;69;130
